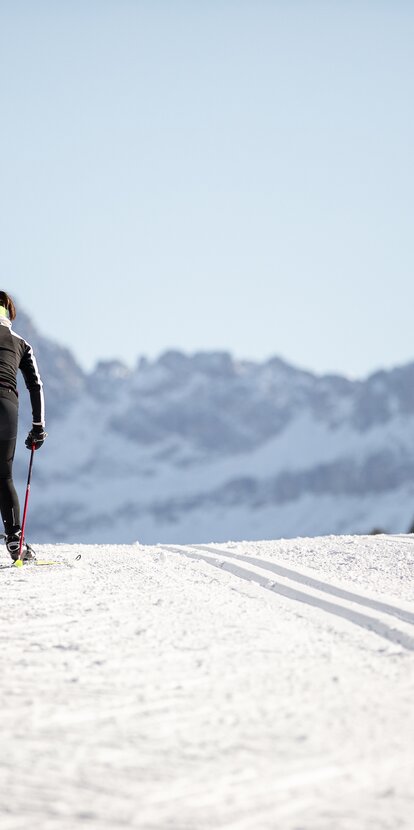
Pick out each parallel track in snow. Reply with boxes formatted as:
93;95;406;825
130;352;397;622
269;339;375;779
160;544;414;652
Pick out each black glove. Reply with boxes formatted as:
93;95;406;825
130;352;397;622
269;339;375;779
25;425;47;450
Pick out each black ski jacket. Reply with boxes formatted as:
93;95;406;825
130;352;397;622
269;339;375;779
0;320;45;427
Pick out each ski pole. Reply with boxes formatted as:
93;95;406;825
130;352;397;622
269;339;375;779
15;444;36;567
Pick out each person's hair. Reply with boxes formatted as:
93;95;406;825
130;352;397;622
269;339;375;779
0;291;16;321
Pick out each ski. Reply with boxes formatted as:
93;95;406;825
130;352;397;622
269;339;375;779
1;554;81;570
0;560;60;570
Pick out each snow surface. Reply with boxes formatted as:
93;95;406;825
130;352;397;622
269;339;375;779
1;534;413;829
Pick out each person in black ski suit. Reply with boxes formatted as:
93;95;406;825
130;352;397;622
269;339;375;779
0;291;46;561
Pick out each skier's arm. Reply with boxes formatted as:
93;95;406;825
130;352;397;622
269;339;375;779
19;343;46;428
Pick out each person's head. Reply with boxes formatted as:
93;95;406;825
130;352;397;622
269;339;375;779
0;291;16;321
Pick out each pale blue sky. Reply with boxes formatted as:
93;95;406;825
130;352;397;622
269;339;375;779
1;1;413;377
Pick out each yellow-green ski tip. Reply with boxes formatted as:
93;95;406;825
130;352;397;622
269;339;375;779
14;560;24;568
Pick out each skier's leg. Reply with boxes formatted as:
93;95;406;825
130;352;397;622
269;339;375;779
0;436;20;534
0;395;20;536
0;396;36;560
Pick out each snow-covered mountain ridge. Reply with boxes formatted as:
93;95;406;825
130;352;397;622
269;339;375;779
13;310;414;543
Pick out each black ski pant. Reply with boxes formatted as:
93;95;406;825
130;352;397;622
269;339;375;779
0;391;20;536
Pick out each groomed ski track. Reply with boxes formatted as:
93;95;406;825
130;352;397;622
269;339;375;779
1;534;413;829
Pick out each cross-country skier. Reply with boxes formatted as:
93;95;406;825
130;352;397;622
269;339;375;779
0;291;46;561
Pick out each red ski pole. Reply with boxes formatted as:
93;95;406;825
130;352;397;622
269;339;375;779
15;444;36;567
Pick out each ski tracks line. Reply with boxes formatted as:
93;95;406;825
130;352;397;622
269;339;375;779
159;544;414;653
194;545;414;626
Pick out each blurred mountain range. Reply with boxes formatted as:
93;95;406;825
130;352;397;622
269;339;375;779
12;310;414;543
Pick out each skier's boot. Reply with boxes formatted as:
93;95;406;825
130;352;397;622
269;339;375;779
5;531;36;562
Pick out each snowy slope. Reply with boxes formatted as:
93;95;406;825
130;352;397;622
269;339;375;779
1;534;413;829
15;351;414;544
11;310;414;543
